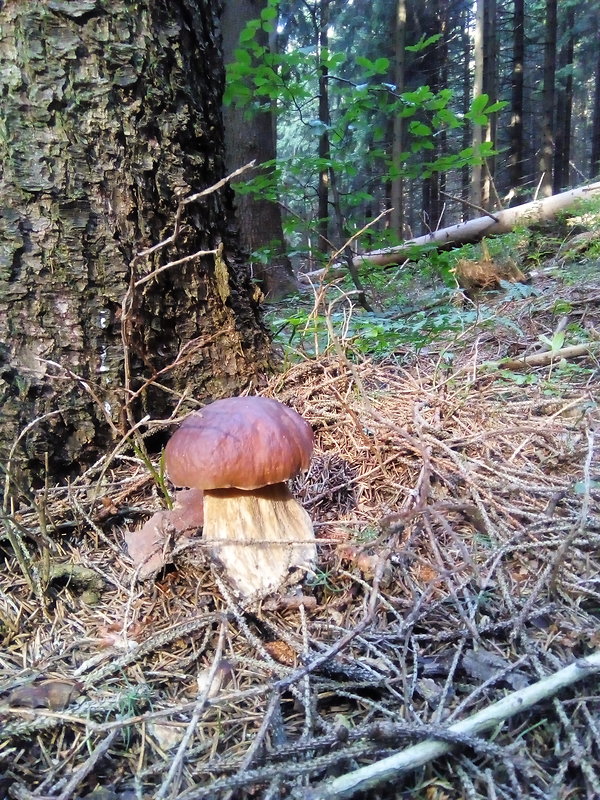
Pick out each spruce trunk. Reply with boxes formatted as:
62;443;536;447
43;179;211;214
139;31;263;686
0;0;272;489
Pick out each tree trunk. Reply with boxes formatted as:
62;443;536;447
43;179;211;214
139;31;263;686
389;0;407;238
0;0;273;490
553;4;574;193
460;1;472;217
470;0;485;211
352;182;600;267
317;0;331;247
222;0;296;299
508;0;525;198
421;0;444;232
590;46;600;178
539;0;557;196
481;0;497;208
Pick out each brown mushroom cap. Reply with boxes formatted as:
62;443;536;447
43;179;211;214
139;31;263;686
164;396;314;491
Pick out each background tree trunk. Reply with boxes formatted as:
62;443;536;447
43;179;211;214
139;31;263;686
508;0;525;199
553;4;574;193
481;0;497;208
389;0;406;238
460;1;472;218
317;0;331;247
222;0;296;299
0;0;273;489
539;0;557;196
590;47;600;178
421;0;444;231
470;0;484;212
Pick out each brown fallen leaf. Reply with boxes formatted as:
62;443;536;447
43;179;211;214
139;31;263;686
95;621;144;650
262;593;317;612
148;721;186;751
8;679;83;710
125;488;204;579
196;659;234;698
337;544;391;582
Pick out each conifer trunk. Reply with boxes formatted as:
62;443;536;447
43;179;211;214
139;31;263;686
222;0;296;298
0;0;272;488
509;0;525;196
539;0;557;196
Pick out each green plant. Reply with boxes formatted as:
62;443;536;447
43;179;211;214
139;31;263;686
133;445;173;510
552;299;573;314
499;280;542;300
225;1;506;266
306;567;344;594
538;330;565;352
353;526;379;544
495;369;539;386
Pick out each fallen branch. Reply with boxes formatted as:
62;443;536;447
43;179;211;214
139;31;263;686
308;650;600;800
353;181;600;268
55;728;120;800
496;342;600;371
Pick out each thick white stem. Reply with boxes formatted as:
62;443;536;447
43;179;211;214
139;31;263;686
203;483;316;598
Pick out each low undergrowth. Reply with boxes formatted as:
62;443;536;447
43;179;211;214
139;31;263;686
1;226;600;800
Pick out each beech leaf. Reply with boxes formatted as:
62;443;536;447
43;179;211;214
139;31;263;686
8;679;83;710
125;488;204;579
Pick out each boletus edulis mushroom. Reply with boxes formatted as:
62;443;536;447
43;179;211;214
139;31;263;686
164;396;316;597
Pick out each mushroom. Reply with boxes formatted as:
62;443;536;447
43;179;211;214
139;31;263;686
164;396;316;598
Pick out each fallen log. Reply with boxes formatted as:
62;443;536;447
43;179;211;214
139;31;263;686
353;181;600;268
496;342;600;371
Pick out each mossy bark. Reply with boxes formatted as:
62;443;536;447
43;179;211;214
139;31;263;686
0;0;273;488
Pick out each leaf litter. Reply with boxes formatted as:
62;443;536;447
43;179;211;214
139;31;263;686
1;267;600;799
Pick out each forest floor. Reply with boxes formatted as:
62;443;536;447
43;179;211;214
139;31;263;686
1;218;600;800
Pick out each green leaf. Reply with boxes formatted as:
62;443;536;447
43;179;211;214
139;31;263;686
485;100;508;113
470;93;490;116
373;57;390;74
539;331;565;351
408;121;432;136
239;27;258;43
261;5;277;20
433;107;461;128
406;33;442;52
356;55;375;70
232;48;251;66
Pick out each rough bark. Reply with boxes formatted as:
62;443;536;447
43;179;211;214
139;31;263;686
222;0;296;299
0;0;273;489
